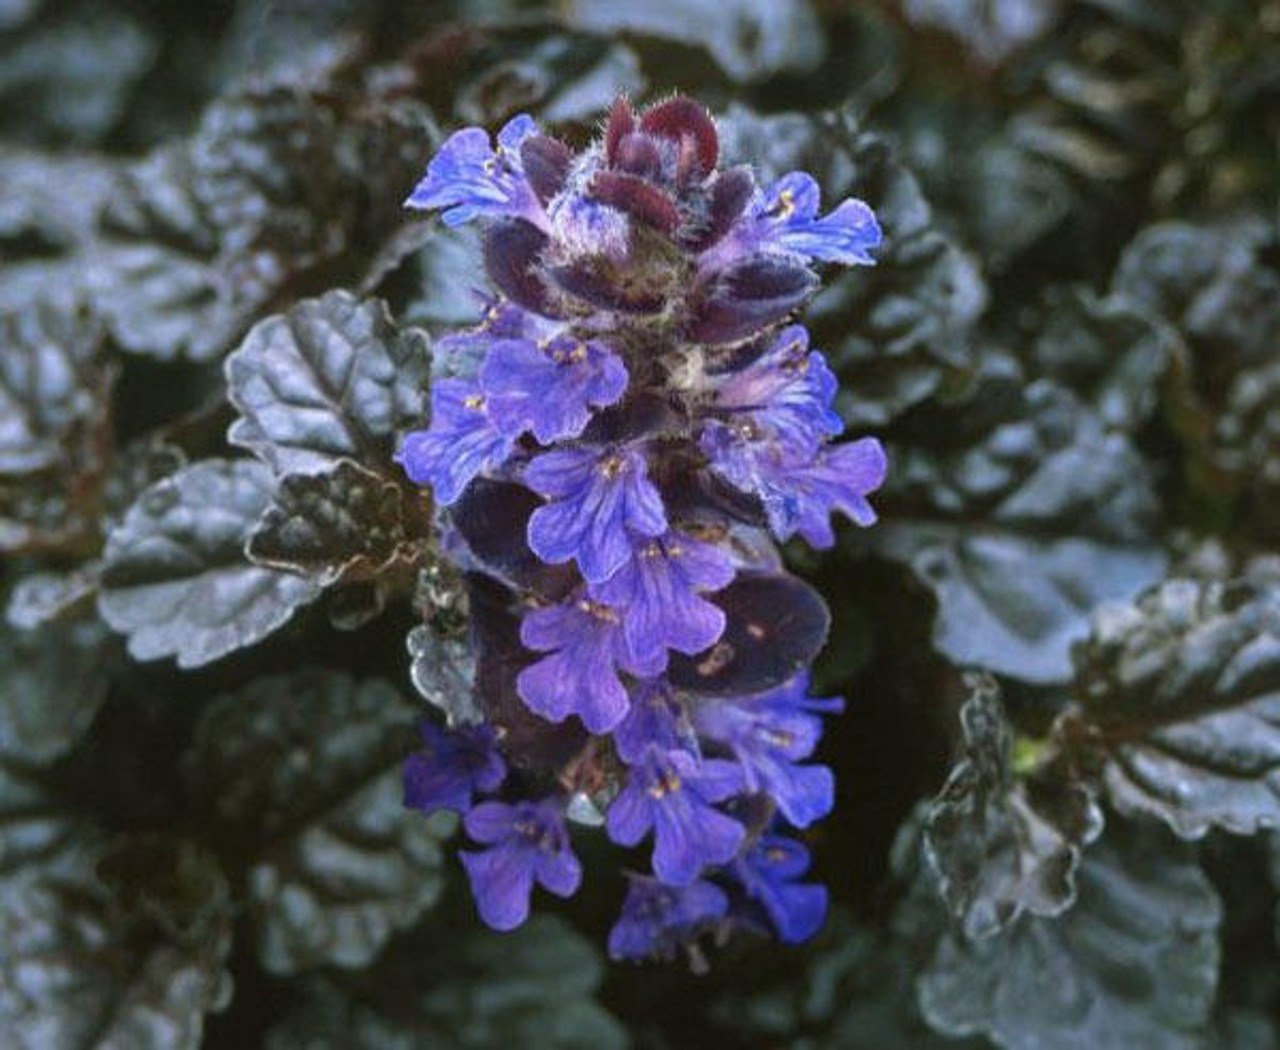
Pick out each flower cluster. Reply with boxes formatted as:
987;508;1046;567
398;96;885;959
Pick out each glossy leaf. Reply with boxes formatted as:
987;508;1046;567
183;670;455;974
98;458;321;668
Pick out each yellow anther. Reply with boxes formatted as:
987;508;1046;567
463;394;485;410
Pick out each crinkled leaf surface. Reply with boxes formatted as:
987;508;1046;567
923;672;1103;940
0;300;112;554
562;0;824;83
1064;573;1280;838
0;834;233;1050
247;459;422;587
0;760;91;883
867;377;1166;683
227;291;430;475
264;913;626;1050
98;458;321;668
183;669;454;975
917;823;1222;1050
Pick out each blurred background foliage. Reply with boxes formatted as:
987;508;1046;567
1;0;1278;1047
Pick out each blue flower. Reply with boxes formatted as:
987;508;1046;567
460;799;581;931
525;446;668;584
704;171;881;271
608;875;729;962
606;748;745;885
516;594;663;734
701;430;887;549
706;324;843;455
693;676;839;828
405;114;545;229
403;722;507;817
397;379;515;506
480;336;629;445
590;530;736;669
732;835;828;944
613;678;699;763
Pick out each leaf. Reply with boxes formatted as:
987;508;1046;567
717;108;987;429
89;79;435;362
0;834;233;1050
247;459;423;586
0;614;114;764
922;672;1103;940
0;4;157;147
916;822;1223;1050
0;299;113;555
866;378;1166;684
1062;573;1280;838
226;291;430;476
0;760;90;882
264;913;627;1050
98;458;321;669
562;0;824;84
182;669;455;975
1031;286;1182;431
901;0;1062;66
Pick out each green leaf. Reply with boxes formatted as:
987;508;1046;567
0;834;233;1050
182;670;455;975
247;459;423;587
264;913;627;1049
916;823;1223;1050
98;458;321;668
226;292;429;476
1063;573;1280;838
0;760;91;882
923;672;1103;940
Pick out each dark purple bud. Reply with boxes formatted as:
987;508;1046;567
452;479;578;601
483;218;559;318
589;171;680;234
605;97;637;167
687;256;818;344
520;135;573;206
667;573;830;697
547;263;665;314
686;167;756;252
640;96;719;175
613;132;663;179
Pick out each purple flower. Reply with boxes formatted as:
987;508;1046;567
613;678;698;763
405;114;545;229
403;722;507;816
704;172;880;271
706;324;843;455
460;799;581;931
590;531;736;669
397;379;516;506
436;300;553;375
693;676;839;828
701;430;887;549
606;748;745;885
516;595;663;734
608;875;729;962
732;835;828;943
526;446;668;584
480;336;629;445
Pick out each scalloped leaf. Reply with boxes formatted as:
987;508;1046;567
98;458;321;668
183;670;455;975
227;291;429;476
1063;574;1280;839
916;823;1222;1050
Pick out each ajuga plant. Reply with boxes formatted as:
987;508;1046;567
396;96;885;959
